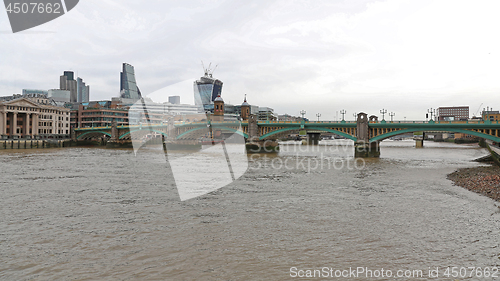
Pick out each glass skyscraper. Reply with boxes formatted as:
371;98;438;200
120;63;142;100
63;71;74;81
194;69;223;111
77;77;90;103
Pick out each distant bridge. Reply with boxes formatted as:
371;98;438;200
74;119;500;142
73;113;500;156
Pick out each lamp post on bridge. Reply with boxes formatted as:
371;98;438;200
340;109;346;121
316;113;321;122
353;112;357;121
427;108;434;121
300;110;306;120
380;109;387;121
205;111;213;139
389;112;395;122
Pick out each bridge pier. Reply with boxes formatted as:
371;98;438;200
246;140;279;153
246;114;279;152
355;141;380;158
415;132;425;148
304;132;321;145
105;120;128;147
71;128;76;142
355;112;380;157
415;139;424;148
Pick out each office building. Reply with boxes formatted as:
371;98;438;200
437;106;469;121
127;98;199;125
194;66;223;111
63;71;74;81
22;89;48;96
120;63;142;100
60;71;77;102
278;114;302;122
257;107;276;121
48;89;71;102
60;71;90;103
169;96;181;105
1;92;48;103
70;101;129;128
77;77;90;103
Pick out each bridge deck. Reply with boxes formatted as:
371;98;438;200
74;119;500;143
74;119;500;131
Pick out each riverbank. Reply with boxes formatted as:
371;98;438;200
0;139;73;149
0;139;134;149
448;165;500;202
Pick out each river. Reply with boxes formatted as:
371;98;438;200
0;140;499;280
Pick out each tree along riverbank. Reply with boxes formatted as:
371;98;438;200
448;165;500;202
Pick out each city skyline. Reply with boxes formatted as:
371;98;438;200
2;0;500;121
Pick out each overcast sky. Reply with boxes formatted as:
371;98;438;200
1;0;500;120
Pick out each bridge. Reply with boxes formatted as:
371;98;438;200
73;112;500;157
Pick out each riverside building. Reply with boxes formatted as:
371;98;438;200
0;93;71;139
482;110;500;122
70;98;199;128
437;106;469;121
70;100;129;129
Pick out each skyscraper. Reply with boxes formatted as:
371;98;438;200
63;71;74;81
60;71;77;102
60;71;89;102
77;77;90;103
120;63;142;100
194;64;223;111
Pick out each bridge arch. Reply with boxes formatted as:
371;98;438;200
119;129;168;140
176;126;248;139
77;131;112;140
370;128;500;143
259;127;357;141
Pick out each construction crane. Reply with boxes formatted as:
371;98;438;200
473;103;483;118
201;61;218;78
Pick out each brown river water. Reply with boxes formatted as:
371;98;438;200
0;140;499;280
